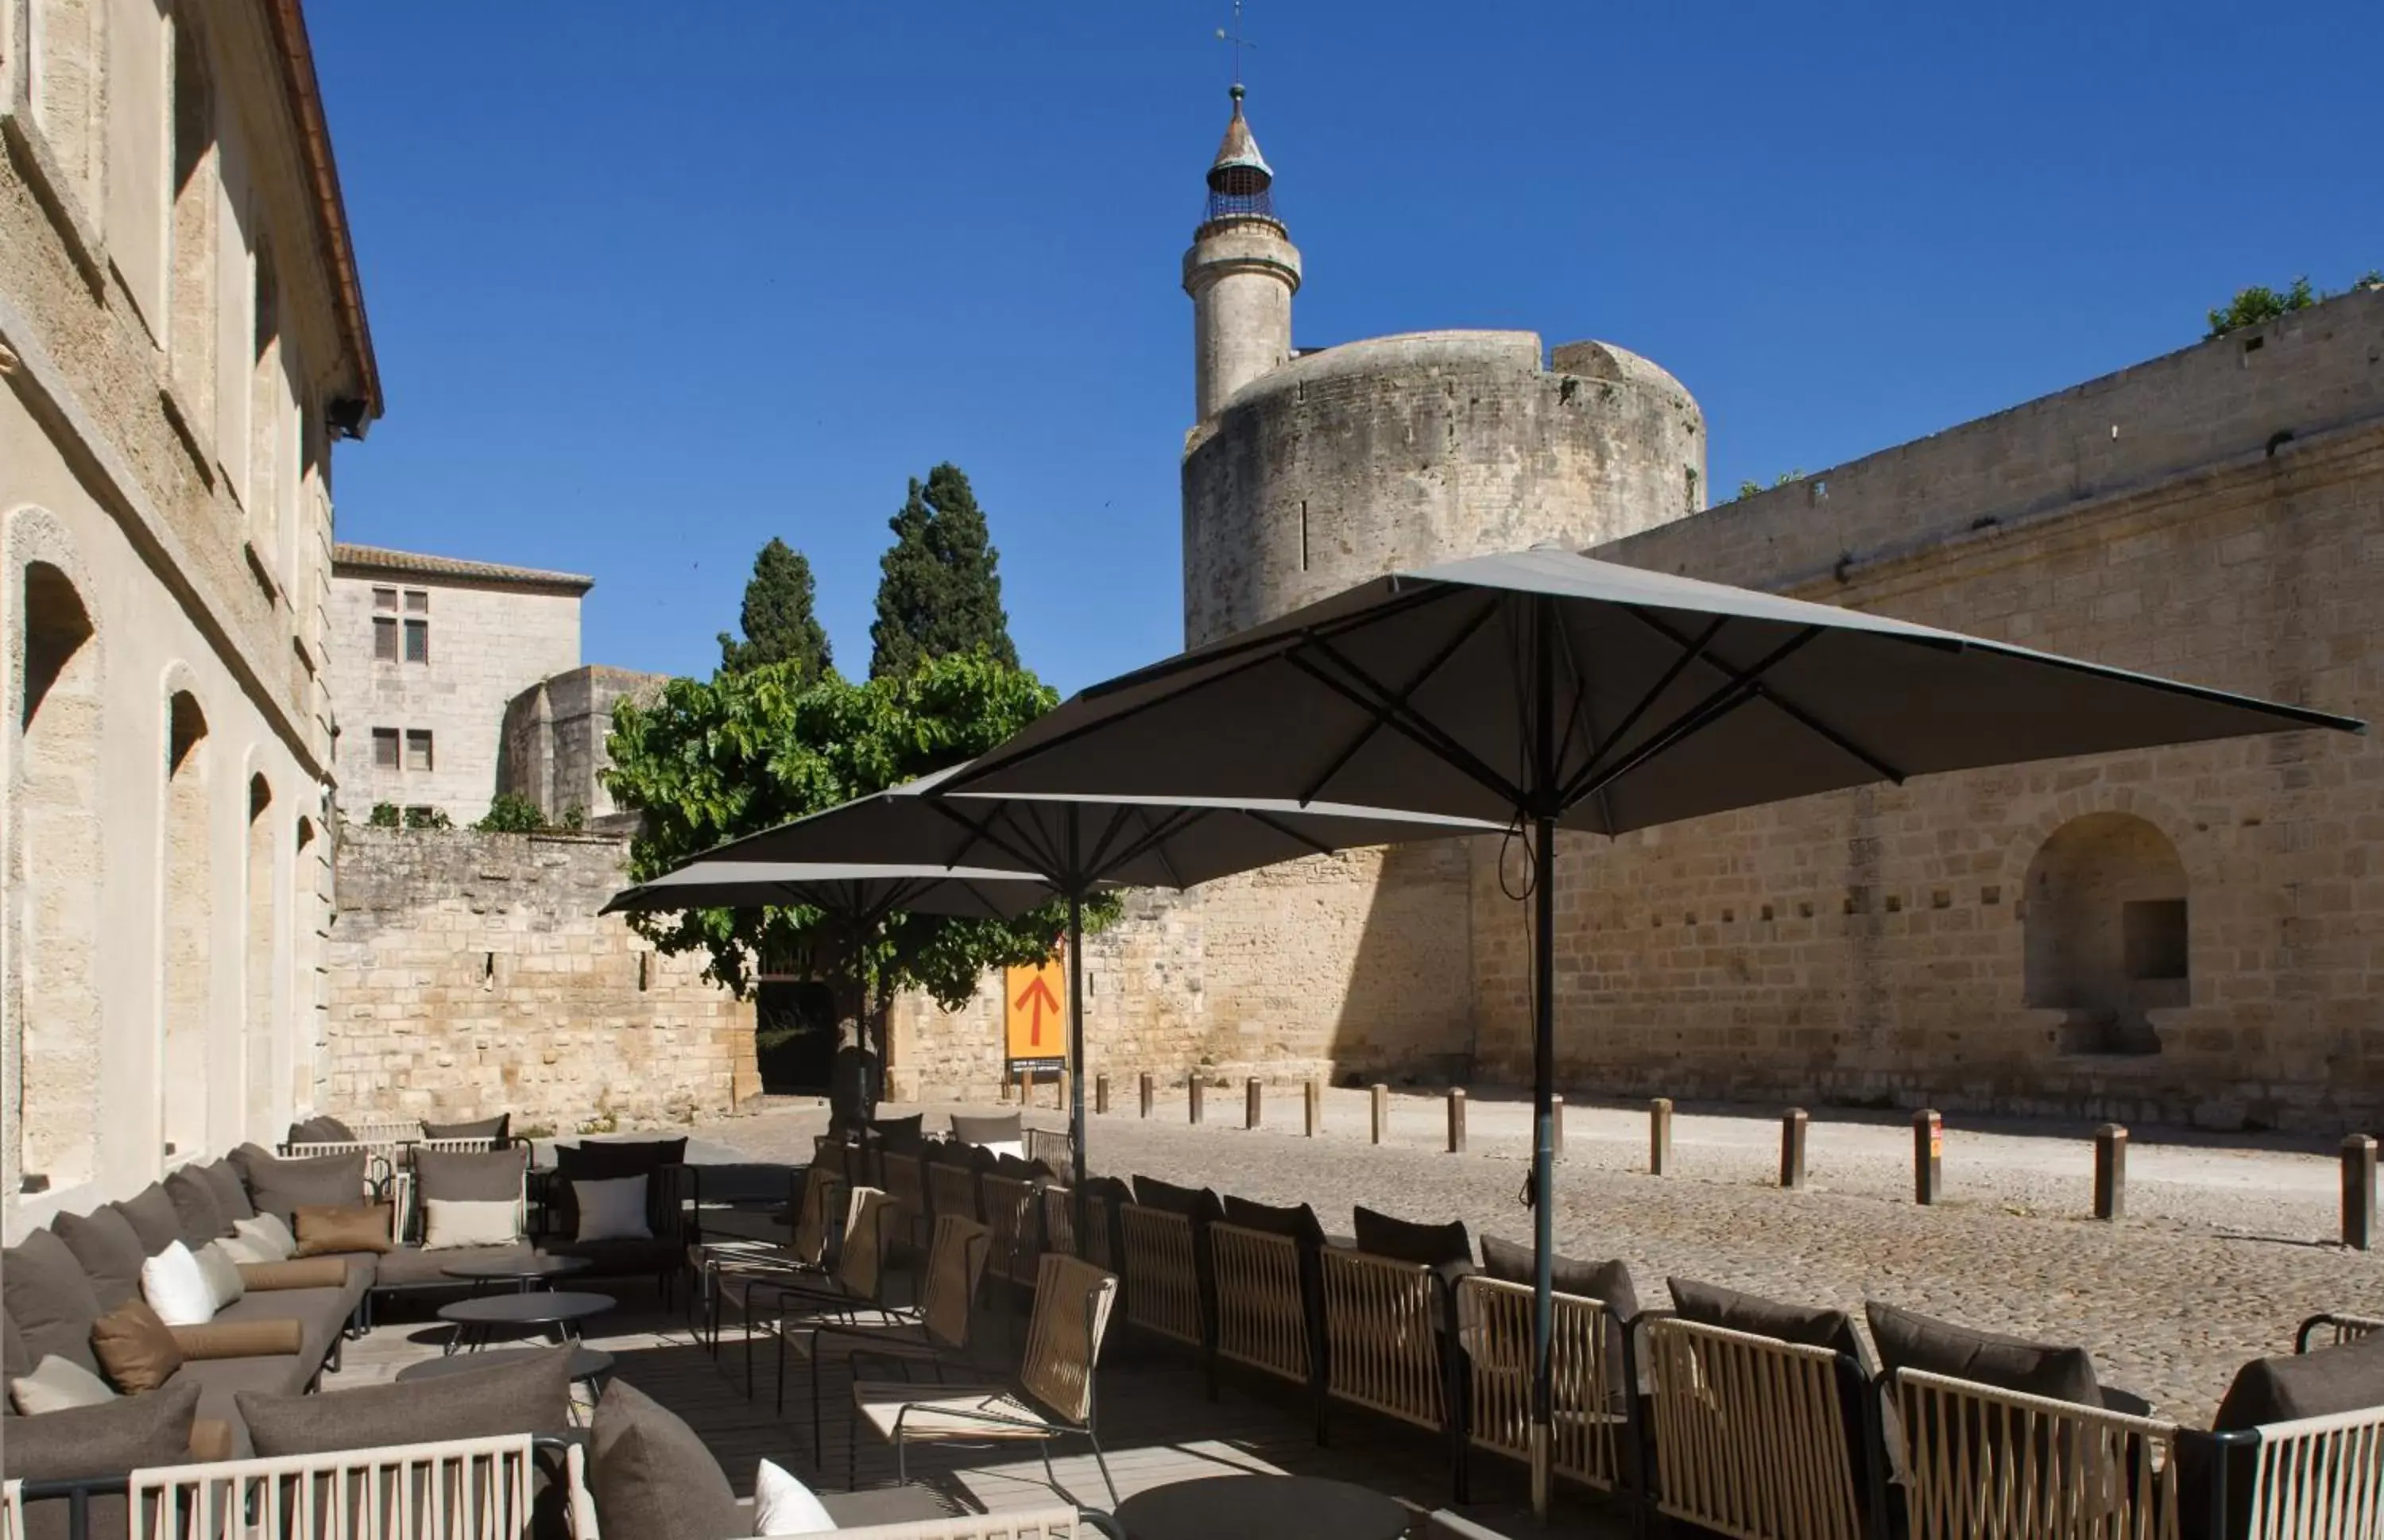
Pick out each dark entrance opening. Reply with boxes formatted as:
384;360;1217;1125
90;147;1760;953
754;979;838;1094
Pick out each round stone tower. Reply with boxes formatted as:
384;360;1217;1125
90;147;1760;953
1182;85;1302;426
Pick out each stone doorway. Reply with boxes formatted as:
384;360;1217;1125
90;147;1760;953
2022;812;2189;1056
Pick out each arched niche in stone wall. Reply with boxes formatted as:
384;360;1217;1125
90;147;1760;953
245;772;277;1128
162;684;212;1156
2022;811;2189;1056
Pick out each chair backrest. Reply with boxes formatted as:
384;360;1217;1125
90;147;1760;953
1210;1221;1310;1389
2239;1403;2384;1540
979;1174;1042;1287
2295;1313;2384;1353
927;1157;980;1225
1320;1247;1449;1434
1024;1128;1072;1171
791;1163;848;1268
880;1150;927;1232
922;1215;994;1351
1893;1366;2179;1540
1647;1316;1867;1540
1019;1253;1119;1429
815;1506;1093;1539
812;1136;850;1183
1456;1275;1624;1494
1117;1202;1203;1350
1039;1185;1078;1259
836;1186;896;1302
132;1434;541;1540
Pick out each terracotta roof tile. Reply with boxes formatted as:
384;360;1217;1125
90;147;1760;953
331;543;594;593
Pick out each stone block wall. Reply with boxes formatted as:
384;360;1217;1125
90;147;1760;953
327;826;756;1129
499;665;666;823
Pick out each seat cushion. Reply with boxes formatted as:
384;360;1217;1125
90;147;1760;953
3;1229;105;1376
547;1235;677;1275
2;1379;202;1540
589;1378;743;1540
174;1354;310;1456
238;1345;572;1457
370;1241;540;1288
1670;1276;1874;1374
1866;1300;2100;1405
52;1206;152;1311
1354;1205;1473;1270
115;1184;187;1256
197;1159;257;1223
1480;1235;1639;1322
212;1287;351;1375
164;1169;232;1248
237;1148;370;1225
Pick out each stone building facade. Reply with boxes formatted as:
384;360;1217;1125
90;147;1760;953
327;543;590;824
325;826;757;1131
892;88;2384;1132
497;664;666;830
2;0;380;1236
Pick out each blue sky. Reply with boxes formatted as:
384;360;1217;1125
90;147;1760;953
310;3;2382;697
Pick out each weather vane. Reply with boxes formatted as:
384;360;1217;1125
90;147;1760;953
1216;0;1255;88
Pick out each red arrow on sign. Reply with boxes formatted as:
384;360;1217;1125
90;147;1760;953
1012;973;1060;1047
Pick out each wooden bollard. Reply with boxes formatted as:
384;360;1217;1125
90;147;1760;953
1057;1068;1071;1113
1650;1098;1674;1175
1095;1074;1110;1116
2343;1135;2378;1251
1189;1076;1205;1125
1371;1084;1389;1146
1447;1088;1468;1154
1139;1072;1154;1119
1914;1109;1944;1205
1246;1078;1263;1131
1781;1109;1809;1190
1551;1094;1565;1158
2093;1124;2127;1221
1305;1080;1321;1138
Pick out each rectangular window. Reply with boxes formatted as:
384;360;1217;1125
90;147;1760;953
372;587;397;611
373;616;397;661
403;617;428;664
404;729;434;772
404;590;428;613
370;728;399;770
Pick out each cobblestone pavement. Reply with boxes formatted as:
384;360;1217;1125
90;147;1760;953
696;1089;2384;1427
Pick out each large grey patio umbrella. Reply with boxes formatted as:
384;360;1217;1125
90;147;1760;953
936;544;2364;1511
647;768;1498;1198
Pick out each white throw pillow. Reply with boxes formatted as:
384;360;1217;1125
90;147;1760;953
216;1232;272;1265
10;1354;119;1414
424;1197;522;1250
571;1176;652;1243
752;1459;837;1537
194;1240;246;1311
234;1213;296;1261
979;1140;1025;1162
141;1240;217;1326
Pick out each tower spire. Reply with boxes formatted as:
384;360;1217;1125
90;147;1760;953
1182;62;1301;424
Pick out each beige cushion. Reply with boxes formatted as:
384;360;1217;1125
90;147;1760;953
751;1459;836;1537
234;1213;297;1261
423;1198;522;1250
89;1298;187;1394
139;1240;217;1326
293;1204;394;1257
9;1353;118;1414
193;1243;246;1312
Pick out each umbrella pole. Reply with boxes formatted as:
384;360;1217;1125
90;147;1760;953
1066;810;1090;1240
1531;812;1557;1520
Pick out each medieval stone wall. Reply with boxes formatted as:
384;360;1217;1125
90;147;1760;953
327;826;757;1129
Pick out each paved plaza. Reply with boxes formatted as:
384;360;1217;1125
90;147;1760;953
700;1087;2384;1426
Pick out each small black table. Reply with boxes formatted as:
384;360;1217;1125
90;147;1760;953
397;1343;615;1395
440;1253;593;1294
1115;1476;1414;1540
438;1290;613;1354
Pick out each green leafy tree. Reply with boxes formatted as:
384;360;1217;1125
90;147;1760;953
476;793;550;833
718;538;834;683
869;464;1018;679
2207;277;2318;339
603;652;1114;1096
1735;469;1806;501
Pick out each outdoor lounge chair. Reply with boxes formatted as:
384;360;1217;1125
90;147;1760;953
926;1147;983;1227
743;1186;902;1399
880;1148;932;1254
1892;1367;2178;1540
1456;1274;1632;1499
697;1161;846;1352
1209;1217;1324;1430
979;1172;1045;1300
1319;1244;1470;1499
853;1252;1122;1510
2298;1313;2384;1352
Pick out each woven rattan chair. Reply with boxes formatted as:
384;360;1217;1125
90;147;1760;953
927;1149;982;1227
119;1433;589;1540
880;1147;931;1254
744;1186;901;1400
1646;1315;1884;1540
1117;1201;1204;1356
1891;1367;2177;1540
981;1173;1045;1295
699;1162;847;1353
1209;1221;1317;1404
1454;1274;1631;1499
1320;1246;1470;1498
854;1252;1122;1509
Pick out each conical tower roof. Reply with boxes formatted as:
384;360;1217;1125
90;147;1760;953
1208;84;1272;184
1201;84;1279;229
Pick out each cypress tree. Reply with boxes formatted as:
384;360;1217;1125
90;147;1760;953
869;462;1018;679
718;537;834;683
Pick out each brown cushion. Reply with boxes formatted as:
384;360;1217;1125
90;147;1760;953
2;1229;104;1376
114;1184;185;1255
164;1169;232;1248
89;1298;187;1395
416;1145;530;1204
237;1147;370;1224
197;1159;257;1223
293;1204;395;1257
423;1114;509;1141
590;1378;743;1540
1865;1300;2100;1404
1481;1235;1640;1322
2;1379;200;1540
1354;1205;1473;1270
188;1418;238;1462
236;1257;351;1292
50;1207;151;1311
236;1345;573;1456
170;1318;305;1360
1670;1276;1874;1373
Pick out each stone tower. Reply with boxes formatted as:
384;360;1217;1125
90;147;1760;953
1182;86;1303;425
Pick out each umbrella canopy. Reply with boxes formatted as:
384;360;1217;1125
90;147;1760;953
939;544;2363;1513
599;861;1061;924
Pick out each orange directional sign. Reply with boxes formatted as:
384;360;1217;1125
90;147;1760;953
1004;953;1068;1070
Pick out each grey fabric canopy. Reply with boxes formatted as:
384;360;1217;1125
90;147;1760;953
600;861;1061;923
937;544;2363;1514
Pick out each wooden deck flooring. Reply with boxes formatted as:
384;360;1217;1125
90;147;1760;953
330;1275;1632;1536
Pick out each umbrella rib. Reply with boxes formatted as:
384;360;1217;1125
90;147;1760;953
1577;613;1732;784
923;798;1054;876
1624;611;1909;784
1559;627;1821;806
1240;806;1339;859
1294;595;1504;804
1290;644;1527;808
1073;581;1469;702
1101;806;1208;889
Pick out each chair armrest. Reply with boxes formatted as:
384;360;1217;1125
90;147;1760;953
170;1319;304;1359
559;1439;600;1540
237;1257;350;1290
